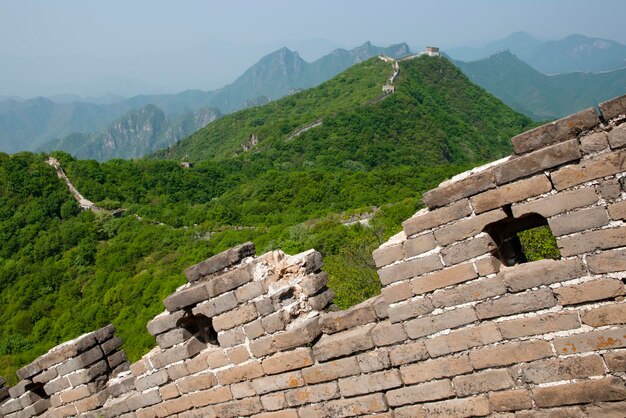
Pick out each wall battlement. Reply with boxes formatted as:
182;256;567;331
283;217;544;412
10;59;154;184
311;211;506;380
2;94;626;417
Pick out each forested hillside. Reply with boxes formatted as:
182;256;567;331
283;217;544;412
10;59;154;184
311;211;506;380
0;55;533;383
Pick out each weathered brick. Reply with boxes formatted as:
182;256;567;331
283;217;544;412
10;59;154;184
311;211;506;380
185;242;255;282
243;318;265;340
297;404;327;418
150;337;205;369
252;410;299;418
213;303;258;331
511;107;599;155
551;149;626;190
371;321;407;346
156;328;192;349
441;234;497;265
469;340;552;369
423;169;496;209
587;402;626;418
67;359;108;386
177;372;216;394
587;248;626;273
285;382;339;406
302;357;360;384
499;311;580;339
130;357;149;378
299;272;327;296
554;278;625;305
44;376;71;396
325;393;388;417
262;349;314;375
499;258;586;292
488;389;532;412
471;175;552;214
338;369;401;397
404;306;477;339
404;232;437;257
424;395;491;417
609;199;626;220
188;386;232;408
582;303;626;326
496;139;582;185
231;381;255;399
249;335;277;358
453;368;514;396
533;377;626;408
432;276;506;308
512;186;598;218
57;344;104;376
135;368;169;391
389;341;429;366
205;265;254;298
604;349;626;372
236;281;264;303
386;379;454;406
553;327;626;354
400;354;472;384
435;209;507;246
226;346;250;364
581;131;609;154
313;324;375;361
215;361;264;385
599;94;626;120
387;295;434;323
378;254;443;286
425;323;502;357
127;388;163;410
608;122;626;148
192;292;238;318
260;392;288;411
261;310;288;334
308;288;334;310
411;262;478;295
549;206;609;236
159;382;180;400
515;354;605;384
273;317;321;350
372;243;403;268
475;288;556;319
319;299;377;334
381;281;412;304
59;384;93;403
252;371;304;395
403;199;472;237
475;256;501;276
163;283;209;312
213;397;263;418
21;398;51;416
205;348;229;369
357;349;390;372
373;296;388;319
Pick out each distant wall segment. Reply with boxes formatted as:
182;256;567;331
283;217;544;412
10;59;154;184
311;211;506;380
2;94;626;417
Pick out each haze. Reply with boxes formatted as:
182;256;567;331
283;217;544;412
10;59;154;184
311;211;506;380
2;0;626;98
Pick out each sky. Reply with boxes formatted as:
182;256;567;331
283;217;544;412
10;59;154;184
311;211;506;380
1;0;626;97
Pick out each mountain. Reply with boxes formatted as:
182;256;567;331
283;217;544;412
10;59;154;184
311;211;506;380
454;50;626;120
39;105;221;161
448;32;626;74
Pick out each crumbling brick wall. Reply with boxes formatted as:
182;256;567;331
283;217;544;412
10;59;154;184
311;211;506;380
1;94;626;417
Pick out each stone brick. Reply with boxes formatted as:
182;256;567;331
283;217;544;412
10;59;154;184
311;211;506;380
441;234;497;265
215;361;264;385
273;317;321;350
499;311;580;339
435;209;507;246
580;131;609;154
608;200;626;220
192;292;238;318
389;341;429;366
423;169;496;209
213;397;263;418
338;369;401;397
319;299;377;334
424;395;491;417
226;346;250;364
325;393;388;417
297;404;327;418
387;296;433;323
252;411;299;418
261;310;288;334
249;335;277;358
425;323;502;357
150;337;205;369
553;327;626;354
378;254;443;286
371;321;407;346
400;354;472;384
404;306;477;339
512;186;597;218
236;281;265;303
470;174;553;214
213;303;258;331
588;248;626;274
357;349;390;372
43;376;70;396
156;328;192;349
488;389;532;412
554;278;625;305
599;94;626;120
163;395;196;415
532;377;626;408
261;392;288;411
496;139;582;185
469;340;552;369
163;283;209;312
205;348;229;369
188;386;232;408
386;379;454;406
608;122;626;148
185;242;255;282
0;398;21;415
432;276;506;308
252;371;304;395
285;382;339;406
313;323;375;361
582;303;626;326
404;232;437;257
205;265;254;298
159;382;180;400
515;354;605;384
243;318;265;340
511;107;599;155
475;256;502;276
126;388;162;410
372;243;403;268
177;372;217;394
308;288;334;311
135;368;169;391
453;368;514;396
411;262;478;294
499;258;586;292
587;402;626;418
551;149;626;190
59;384;93;403
230;381;255;399
32;367;58;385
217;326;245;347
549;206;609;236
476;288;556;319
130;357;149;378
299;272;327;297
302;356;360;384
373;296;389;319
403;199;473;237
381;281;412;304
604;349;626;372
599;178;623;200
68;359;108;386
262;349;314;375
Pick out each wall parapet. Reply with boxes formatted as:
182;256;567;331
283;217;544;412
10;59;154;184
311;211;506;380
2;94;626;417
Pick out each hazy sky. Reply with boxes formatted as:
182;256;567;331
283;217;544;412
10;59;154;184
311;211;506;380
2;0;626;97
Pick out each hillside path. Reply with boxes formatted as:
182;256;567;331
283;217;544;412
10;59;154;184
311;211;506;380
46;157;105;213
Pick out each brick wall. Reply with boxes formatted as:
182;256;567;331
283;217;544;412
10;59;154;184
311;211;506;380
2;94;626;417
